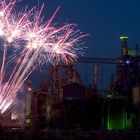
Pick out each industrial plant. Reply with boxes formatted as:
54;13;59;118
0;36;140;140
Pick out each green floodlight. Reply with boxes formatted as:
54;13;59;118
128;49;137;57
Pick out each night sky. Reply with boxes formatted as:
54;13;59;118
18;0;140;88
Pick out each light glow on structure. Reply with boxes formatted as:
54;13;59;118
120;36;128;40
0;0;88;114
11;111;19;120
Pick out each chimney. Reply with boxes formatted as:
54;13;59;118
93;64;99;90
120;36;128;56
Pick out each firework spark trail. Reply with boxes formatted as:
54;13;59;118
0;0;88;113
0;49;36;113
0;0;39;112
0;43;7;89
0;65;36;113
0;0;30;88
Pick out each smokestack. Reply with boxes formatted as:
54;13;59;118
93;64;99;90
120;36;128;56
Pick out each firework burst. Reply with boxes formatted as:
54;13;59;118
0;0;88;113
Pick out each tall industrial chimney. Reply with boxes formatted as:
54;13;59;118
93;64;99;90
120;36;128;56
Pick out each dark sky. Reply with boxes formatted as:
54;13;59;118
18;0;140;58
18;0;140;88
